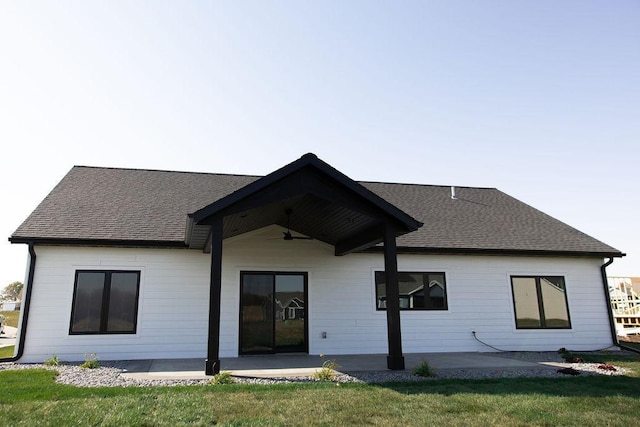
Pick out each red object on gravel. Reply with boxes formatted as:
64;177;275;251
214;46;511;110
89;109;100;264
596;364;617;371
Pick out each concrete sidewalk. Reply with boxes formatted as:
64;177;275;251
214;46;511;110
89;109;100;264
120;352;560;380
0;326;17;349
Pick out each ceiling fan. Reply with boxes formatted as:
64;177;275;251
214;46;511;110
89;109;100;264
281;209;313;241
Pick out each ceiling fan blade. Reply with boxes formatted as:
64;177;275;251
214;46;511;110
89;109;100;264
279;209;313;241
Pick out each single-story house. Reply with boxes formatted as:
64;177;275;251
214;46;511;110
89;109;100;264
6;153;624;374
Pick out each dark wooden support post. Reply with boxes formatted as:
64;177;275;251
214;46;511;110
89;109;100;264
383;225;405;370
205;217;223;375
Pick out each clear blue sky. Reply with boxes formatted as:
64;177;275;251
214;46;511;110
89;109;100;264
1;1;638;287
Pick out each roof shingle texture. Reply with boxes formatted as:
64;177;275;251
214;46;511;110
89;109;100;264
11;166;621;255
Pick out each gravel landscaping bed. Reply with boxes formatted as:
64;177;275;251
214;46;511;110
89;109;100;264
0;351;632;387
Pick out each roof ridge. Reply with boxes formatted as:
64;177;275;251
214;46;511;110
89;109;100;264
72;165;496;190
361;180;497;190
72;165;262;179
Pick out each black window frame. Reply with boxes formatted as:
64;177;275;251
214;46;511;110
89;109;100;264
510;275;572;330
69;270;141;335
375;271;448;311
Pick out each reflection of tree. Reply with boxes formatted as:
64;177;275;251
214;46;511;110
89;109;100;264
72;288;103;331
243;292;273;321
72;278;138;332
107;287;136;331
1;281;23;301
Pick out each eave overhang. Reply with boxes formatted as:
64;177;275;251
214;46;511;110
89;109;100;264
362;246;626;258
8;236;187;248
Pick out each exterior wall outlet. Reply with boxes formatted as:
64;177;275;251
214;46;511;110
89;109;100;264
321;331;327;339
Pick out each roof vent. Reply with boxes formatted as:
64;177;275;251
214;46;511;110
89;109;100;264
451;186;458;200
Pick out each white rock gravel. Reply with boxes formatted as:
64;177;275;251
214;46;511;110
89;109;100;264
0;352;632;387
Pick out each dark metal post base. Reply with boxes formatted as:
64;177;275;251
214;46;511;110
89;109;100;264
387;355;405;370
205;359;220;375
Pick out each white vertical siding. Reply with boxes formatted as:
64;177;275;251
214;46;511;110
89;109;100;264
21;246;211;362
18;228;613;362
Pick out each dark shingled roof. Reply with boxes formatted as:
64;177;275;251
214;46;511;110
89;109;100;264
10;165;622;257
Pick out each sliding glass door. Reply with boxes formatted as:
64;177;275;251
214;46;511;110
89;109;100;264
240;272;308;354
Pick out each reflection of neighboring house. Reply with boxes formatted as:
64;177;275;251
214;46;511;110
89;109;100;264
376;272;448;311
285;298;305;320
540;277;569;321
378;279;445;309
608;277;640;335
275;295;305;320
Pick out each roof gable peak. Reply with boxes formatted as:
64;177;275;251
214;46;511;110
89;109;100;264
190;153;423;233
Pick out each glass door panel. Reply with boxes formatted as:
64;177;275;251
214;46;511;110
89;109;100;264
274;274;306;352
240;274;274;354
240;272;307;355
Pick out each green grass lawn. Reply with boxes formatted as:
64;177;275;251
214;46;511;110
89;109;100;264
620;341;640;352
1;352;639;426
0;345;15;358
1;310;19;327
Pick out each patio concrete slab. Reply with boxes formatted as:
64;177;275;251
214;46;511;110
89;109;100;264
120;352;553;380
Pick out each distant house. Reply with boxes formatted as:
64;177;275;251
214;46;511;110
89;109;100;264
277;297;305;321
608;277;640;336
7;153;624;374
1;301;19;311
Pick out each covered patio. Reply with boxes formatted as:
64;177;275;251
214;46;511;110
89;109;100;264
189;153;423;374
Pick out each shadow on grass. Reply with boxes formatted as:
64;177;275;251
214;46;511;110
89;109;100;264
374;374;640;398
365;351;640;398
0;369;152;403
573;352;640;364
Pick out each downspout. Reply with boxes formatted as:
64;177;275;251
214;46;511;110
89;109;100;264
0;243;36;362
601;257;640;354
